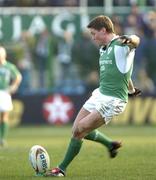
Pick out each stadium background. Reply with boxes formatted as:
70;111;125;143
0;0;156;127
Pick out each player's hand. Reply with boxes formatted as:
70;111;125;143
119;35;132;45
6;85;18;94
128;88;141;97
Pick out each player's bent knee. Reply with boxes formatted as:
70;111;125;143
72;126;85;139
72;128;81;139
72;122;90;139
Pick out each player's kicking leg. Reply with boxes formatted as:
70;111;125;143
45;108;122;177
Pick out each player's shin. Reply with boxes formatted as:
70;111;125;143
58;137;83;172
0;121;9;146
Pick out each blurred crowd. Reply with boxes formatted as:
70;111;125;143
0;0;155;7
1;4;156;95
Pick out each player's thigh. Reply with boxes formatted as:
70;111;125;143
77;110;105;134
72;107;90;131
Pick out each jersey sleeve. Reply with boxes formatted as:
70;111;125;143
114;45;135;74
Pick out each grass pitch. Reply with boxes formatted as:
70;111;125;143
0;125;156;180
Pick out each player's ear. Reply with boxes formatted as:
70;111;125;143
101;28;106;34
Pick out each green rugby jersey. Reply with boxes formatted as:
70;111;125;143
0;61;20;90
99;37;135;101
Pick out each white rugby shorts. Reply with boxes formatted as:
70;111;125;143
83;88;127;124
0;90;13;112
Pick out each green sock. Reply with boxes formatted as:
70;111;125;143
0;122;9;140
59;137;83;171
84;130;112;149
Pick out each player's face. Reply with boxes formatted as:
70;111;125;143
89;28;106;46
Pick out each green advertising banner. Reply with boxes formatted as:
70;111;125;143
0;9;93;42
0;6;152;42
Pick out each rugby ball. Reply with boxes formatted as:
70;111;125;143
29;145;50;174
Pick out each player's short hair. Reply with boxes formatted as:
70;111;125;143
87;15;115;33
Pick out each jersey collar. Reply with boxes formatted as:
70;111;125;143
100;35;119;51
